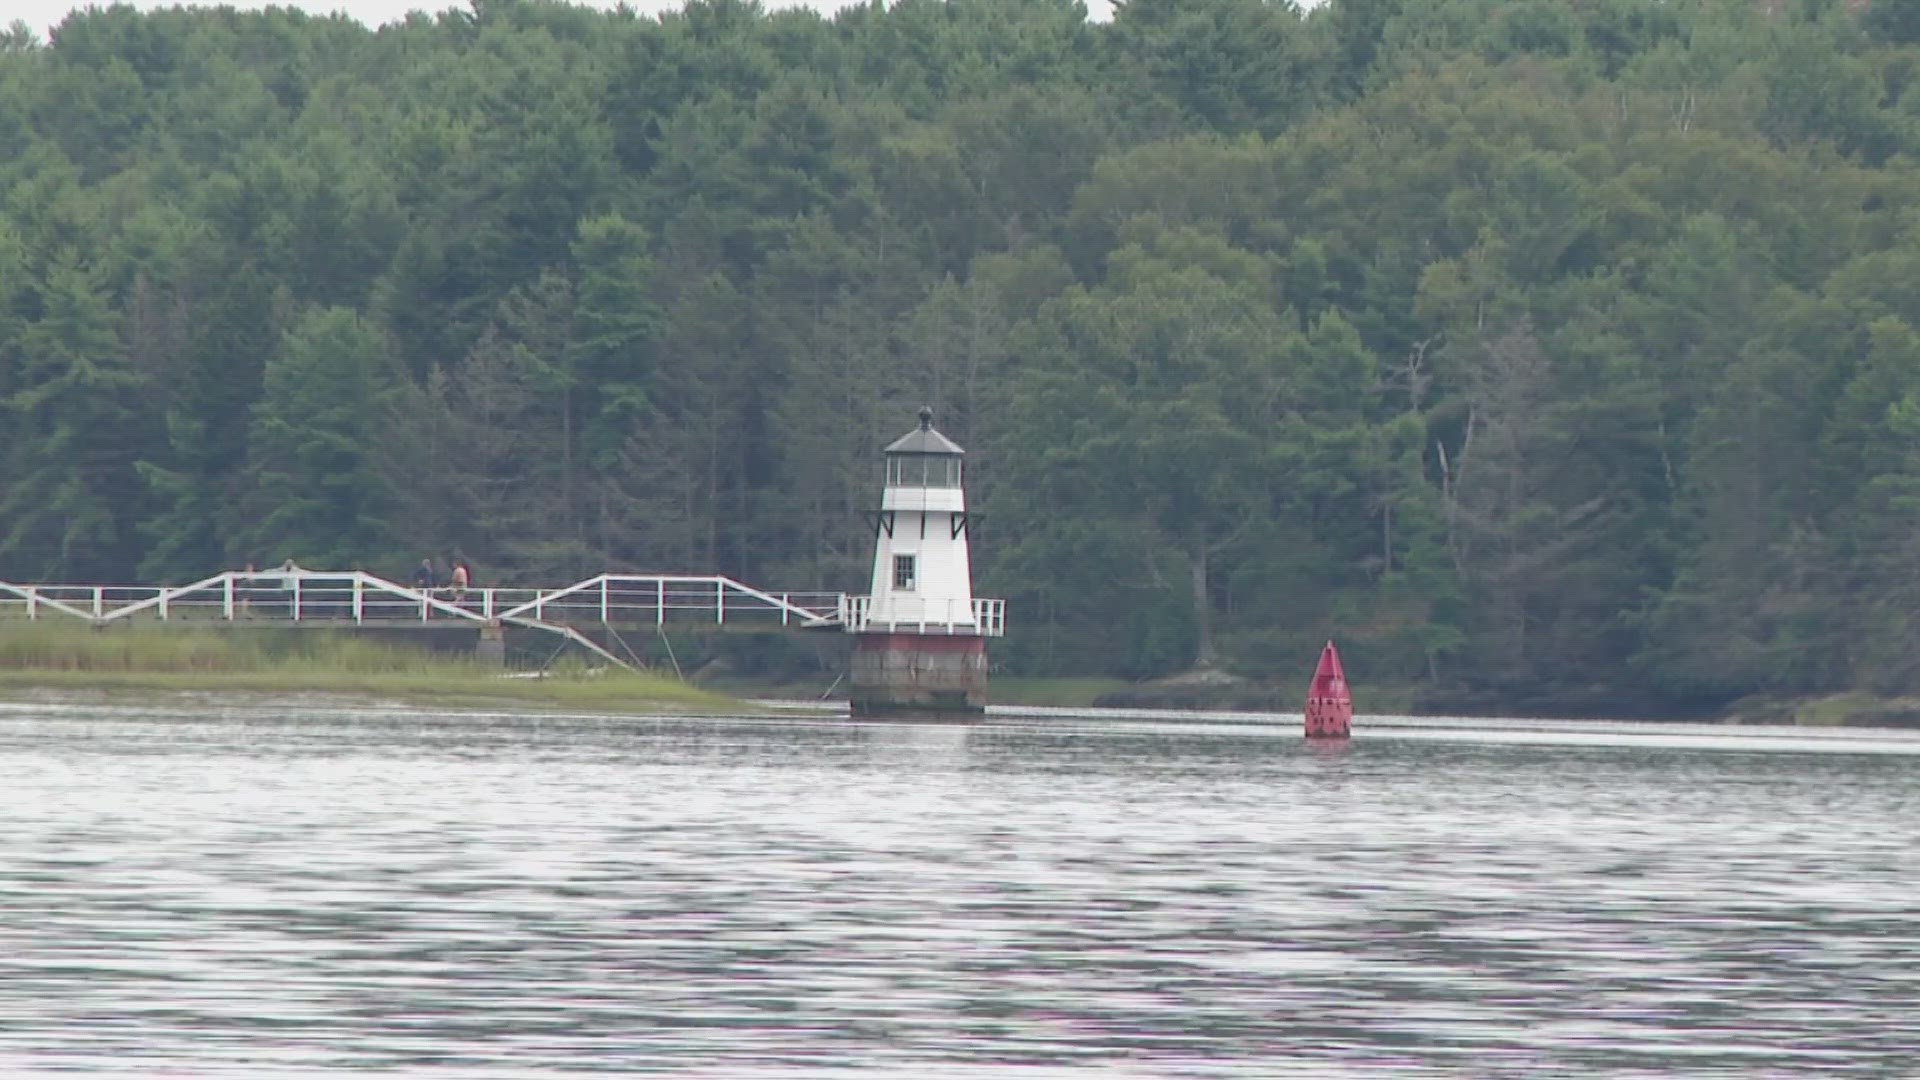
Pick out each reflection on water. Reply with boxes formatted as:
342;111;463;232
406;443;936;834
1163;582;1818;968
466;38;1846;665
0;702;1917;1076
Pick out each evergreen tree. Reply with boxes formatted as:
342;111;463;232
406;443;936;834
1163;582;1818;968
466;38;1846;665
233;307;400;568
0;254;156;581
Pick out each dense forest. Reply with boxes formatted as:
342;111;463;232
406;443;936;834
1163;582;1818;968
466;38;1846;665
5;0;1920;710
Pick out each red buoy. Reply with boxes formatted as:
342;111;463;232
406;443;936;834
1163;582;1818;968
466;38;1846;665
1304;640;1352;739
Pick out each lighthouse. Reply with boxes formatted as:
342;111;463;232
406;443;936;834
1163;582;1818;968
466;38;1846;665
844;407;1005;717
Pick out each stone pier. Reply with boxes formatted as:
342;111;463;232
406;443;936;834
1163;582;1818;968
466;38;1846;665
848;633;988;717
476;622;506;667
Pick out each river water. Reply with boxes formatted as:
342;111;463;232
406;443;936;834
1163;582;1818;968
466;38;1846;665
0;701;1915;1077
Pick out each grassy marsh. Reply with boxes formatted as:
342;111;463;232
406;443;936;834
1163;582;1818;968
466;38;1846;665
0;622;739;713
987;677;1134;708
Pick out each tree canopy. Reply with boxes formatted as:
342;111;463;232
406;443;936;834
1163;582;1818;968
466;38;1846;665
5;0;1920;713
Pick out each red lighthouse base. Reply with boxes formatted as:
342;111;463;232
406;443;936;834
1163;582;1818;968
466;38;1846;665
849;634;988;718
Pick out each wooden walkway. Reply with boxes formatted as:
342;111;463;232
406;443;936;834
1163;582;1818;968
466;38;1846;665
0;567;1006;668
0;568;851;671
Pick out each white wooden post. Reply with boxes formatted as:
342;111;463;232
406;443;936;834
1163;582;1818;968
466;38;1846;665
656;580;665;625
93;588;103;618
483;590;493;618
716;580;725;624
292;576;302;622
600;578;609;624
223;576;234;620
352;577;364;623
26;588;36;620
158;588;169;621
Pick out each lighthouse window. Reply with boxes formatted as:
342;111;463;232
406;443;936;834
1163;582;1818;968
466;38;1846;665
885;457;962;488
886;457;922;486
893;554;917;591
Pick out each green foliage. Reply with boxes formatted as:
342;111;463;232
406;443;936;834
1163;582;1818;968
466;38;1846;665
1865;0;1920;47
235;307;401;567
569;213;661;466
1108;0;1313;137
0;251;157;580
6;0;1920;712
992;220;1294;667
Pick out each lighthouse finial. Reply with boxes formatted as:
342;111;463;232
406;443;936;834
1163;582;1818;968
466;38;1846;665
918;405;933;430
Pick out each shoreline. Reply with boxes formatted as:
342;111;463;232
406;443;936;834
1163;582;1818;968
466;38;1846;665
4;679;1917;729
0;671;744;716
4;617;1913;728
716;677;1920;727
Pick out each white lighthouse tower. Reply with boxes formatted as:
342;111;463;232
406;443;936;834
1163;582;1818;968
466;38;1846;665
844;406;1004;716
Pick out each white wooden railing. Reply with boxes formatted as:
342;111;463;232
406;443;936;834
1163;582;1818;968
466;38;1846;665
0;569;1006;639
836;596;1006;637
0;570;841;628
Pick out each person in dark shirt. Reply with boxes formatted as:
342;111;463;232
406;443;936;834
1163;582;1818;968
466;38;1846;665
413;557;437;593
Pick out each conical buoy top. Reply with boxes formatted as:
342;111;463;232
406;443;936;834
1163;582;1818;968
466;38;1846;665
1305;640;1353;739
1311;640;1347;692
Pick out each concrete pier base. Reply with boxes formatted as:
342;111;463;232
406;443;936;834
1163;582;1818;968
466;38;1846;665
476;622;506;667
848;633;988;717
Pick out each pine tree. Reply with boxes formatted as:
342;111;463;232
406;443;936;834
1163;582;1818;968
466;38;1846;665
0;254;156;580
232;307;401;568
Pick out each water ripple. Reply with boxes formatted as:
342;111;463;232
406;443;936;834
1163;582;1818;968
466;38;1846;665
0;708;1915;1075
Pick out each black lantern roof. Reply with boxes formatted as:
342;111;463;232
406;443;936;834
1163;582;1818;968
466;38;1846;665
883;406;964;456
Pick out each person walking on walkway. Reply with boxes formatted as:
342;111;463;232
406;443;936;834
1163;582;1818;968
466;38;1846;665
449;560;470;605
